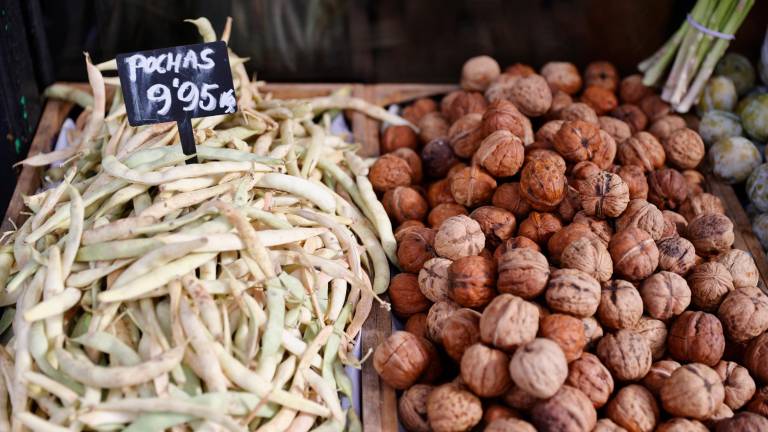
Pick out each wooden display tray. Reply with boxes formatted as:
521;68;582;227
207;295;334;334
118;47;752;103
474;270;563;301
5;83;768;431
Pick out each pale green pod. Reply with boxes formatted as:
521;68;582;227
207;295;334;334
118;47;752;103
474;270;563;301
697;76;738;114
715;53;756;95
709;136;762;184
698;110;743;147
740;93;768;141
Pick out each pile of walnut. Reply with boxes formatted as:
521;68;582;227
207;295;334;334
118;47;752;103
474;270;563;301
369;56;768;432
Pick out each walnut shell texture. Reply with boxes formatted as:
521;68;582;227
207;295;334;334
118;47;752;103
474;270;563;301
663;127;705;170
519;159;567;211
397;227;437;273
661;363;725;420
554;120;603;162
539;313;587;362
545;268;602;317
668;311;725;366
597;329;652;381
492;182;532;218
688;262;734;311
717;286;768;343
633;316;669;360
448;255;496;308
440;308;481;362
640;271;691;321
469;206;516;249
509;338;568;398
616;199;665;241
434;215;485;261
426;383;483;432
606;384;660;432
715;249;759;289
686;213;734;256
657;237;696;276
561;237;613;282
614;164;649;200
449;113;484;158
618;131;665;172
373;331;433;389
715;360;756;410
398;384;433;432
566;352;614;408
648;168;689;211
579;171;630;218
426;300;460;344
480;294;539;351
450;165;498;207
598;279;643;330
609;227;660;280
745;333;768;383
643;359;681;396
418;257;452;303
531;385;597;432
474;130;525;178
498;247;551;299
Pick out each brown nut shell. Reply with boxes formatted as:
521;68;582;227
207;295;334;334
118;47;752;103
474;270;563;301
426;383;483;432
482;99;528;141
545;268;601;317
448;113;484;158
434;215;485;260
668;310;725;366
426;300;460;344
715;360;756;410
509;74;553;117
661;363;725;420
480;294;539;351
609;227;660;280
421;137;457;178
561;237;613;283
680;193;725;223
382;124;418;154
634;316;669;360
657;236;696;276
585;61;619;91
450;166;497;207
715;412;768;432
469;206;516;249
518;211;562;246
389;273;431;318
541;62;583;95
448;255;496;308
547;222;598;263
492;182;532;218
485;418;536;432
373;331;433;389
614;165;649;200
596;329;652;381
559;102;599;124
718;286;768;343
519;159;567;211
460;343;512;397
369;153;412;192
716;249;759;289
612;104;648;133
428;203;468;229
398;384;433;432
689;261;735;311
441;308;481;362
474;130;525;178
397;227;437;273
498;247;550;299
598;279;643;330
383;186;428;224
745;332;768;383
640;271;691;321
539;313;587;362
566;352;614;408
619;74;653;104
531;385;597;432
663;127;705;169
553;120;603;162
643;359;681;396
648;168;689;211
686;213;734;256
460;55;500;92
509;338;568;398
581;85;618;115
617;131;665;172
606;384;659;432
648;115;687;141
578;171;630;218
616;199;665;240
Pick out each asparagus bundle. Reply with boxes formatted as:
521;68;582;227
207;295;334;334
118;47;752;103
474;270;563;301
639;0;754;112
0;17;412;432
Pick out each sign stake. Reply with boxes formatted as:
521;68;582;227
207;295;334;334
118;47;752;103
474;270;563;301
177;117;198;164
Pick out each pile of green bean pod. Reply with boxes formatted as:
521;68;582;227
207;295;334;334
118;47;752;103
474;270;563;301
0;17;411;432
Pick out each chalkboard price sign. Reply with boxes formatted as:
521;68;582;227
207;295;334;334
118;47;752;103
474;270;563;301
116;41;237;162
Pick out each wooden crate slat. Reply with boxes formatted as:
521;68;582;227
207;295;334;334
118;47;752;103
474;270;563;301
372;83;459;106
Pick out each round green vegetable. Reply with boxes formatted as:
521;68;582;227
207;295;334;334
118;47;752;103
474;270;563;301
715;53;756;96
752;213;768;251
698;110;742;147
709;136;762;184
740;93;768;141
697;76;738;114
747;163;768;212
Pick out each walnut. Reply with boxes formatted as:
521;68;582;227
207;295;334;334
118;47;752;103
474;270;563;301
585;61;619;91
594;130;618;169
506;63;536;77
553;120;603;162
640;271;691;321
597;329;652;381
503;383;541;411
686;213;734;255
746;387;768;417
446;91;487;123
369;153;412;192
397;227;437;273
420;138;457;179
572;161;602;187
566;352;614;408
598;279;643;330
683;169;706;195
531;385;597;432
648;168;689;210
579;171;629;218
427;178;456;208
416;112;449;145
448;113;484;158
560;102;599;124
559;191;580;224
616;199;665;241
460;343;512;397
382;125;419;154
427;383;483;432
405;313;428;339
612;104;649;133
492;182;531;218
469;206;516;249
643;360;682;396
539;313;587;362
494;236;541;261
593;419;629;432
648;115;686;141
382;186;428;224
418;257;451;303
617;132;665;172
480;293;539;351
509;338;568;398
715;360;756;410
390;147;423;184
661;363;725;420
582;86;618;115
633;316;669;360
518;211;563;246
473;130;525;177
450;166;497;207
509;74;553;116
745;333;768;383
548;222;600;263
639;94;670;121
482;404;518;424
485;418;536;432
680;193;725;223
448;255;496;308
663;127;705;169
536;119;565;146
461;55;501;91
548;91;573;118
668;311;725;366
619;74;653;104
498;248;550;299
374;331;435;389
661;210;688;239
582;316;605;346
656;419;708;432
485;73;518;104
433;215;485;261
426;300;460;344
573;212;614;246
519;159;567;211
609;227;660;280
546;268;602;317
395;220;426;241
716;249;759;289
688;262;734;311
388;273;431;318
599;116;632;143
398;384;433;432
441;308;481;361
717;286;768;342
428;203;467;229
482;99;529;141
715;412;768;432
606;384;659;432
613;165;649;200
561;237;613;283
709;403;735;424
525;148;567;173
656;237;696;276
402;98;437;124
541;62;583;95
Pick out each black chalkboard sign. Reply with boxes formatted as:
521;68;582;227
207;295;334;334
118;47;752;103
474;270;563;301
116;41;237;162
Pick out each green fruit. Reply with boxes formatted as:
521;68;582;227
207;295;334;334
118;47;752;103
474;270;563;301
715;53;756;95
697;76;738;114
698;110;742;147
740;94;768;141
747;163;768;212
752;213;768;251
709;136;762;184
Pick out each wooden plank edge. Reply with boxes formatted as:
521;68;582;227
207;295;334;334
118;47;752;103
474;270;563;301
2;100;73;234
706;177;768;293
372;83;459;106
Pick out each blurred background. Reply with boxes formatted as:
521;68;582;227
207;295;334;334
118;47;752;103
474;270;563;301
1;0;767;216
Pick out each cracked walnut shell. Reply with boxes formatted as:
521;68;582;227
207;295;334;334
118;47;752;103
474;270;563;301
661;363;725;420
579;171;630;218
597;329;652;381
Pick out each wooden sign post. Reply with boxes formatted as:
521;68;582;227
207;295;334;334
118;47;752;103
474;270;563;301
116;41;237;163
